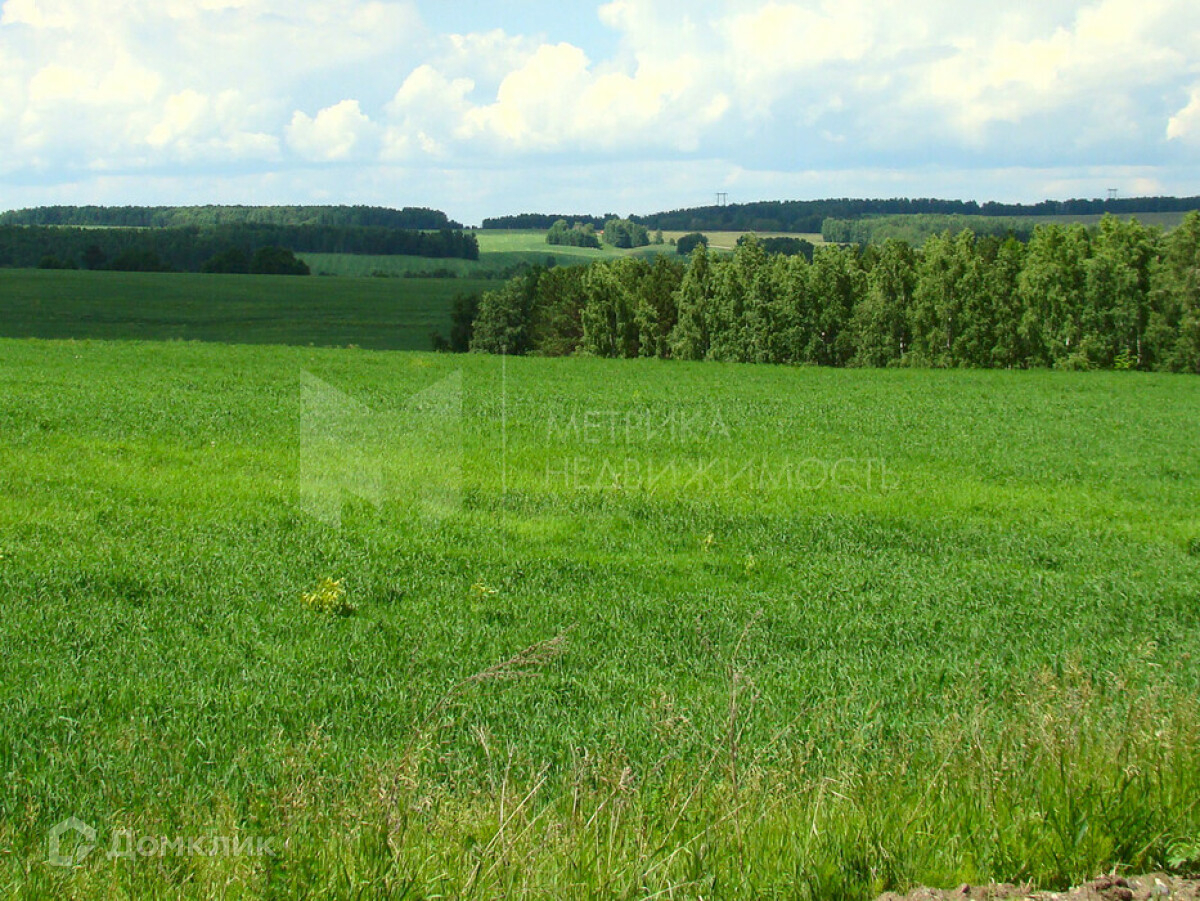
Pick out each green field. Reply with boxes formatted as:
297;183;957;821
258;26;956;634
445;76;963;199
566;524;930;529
2;335;1199;898
0;269;491;351
303;230;676;278
661;229;825;249
822;210;1196;246
1016;211;1192;229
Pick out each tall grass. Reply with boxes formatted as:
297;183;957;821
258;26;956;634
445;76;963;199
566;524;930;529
16;652;1197;899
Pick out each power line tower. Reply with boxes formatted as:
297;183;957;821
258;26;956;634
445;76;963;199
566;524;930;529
715;192;728;207
1107;188;1118;202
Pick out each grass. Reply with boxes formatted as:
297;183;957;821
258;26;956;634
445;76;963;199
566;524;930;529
0;336;1198;898
0;269;492;351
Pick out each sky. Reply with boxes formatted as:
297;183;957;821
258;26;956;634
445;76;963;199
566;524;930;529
1;0;1199;225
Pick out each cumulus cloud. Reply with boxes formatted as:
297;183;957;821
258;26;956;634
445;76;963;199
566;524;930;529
381;65;474;160
728;2;874;69
1167;86;1200;141
147;89;280;160
441;29;540;91
1;0;77;28
919;0;1192;142
287;100;375;161
0;0;420;170
1;0;1198;206
454;39;726;152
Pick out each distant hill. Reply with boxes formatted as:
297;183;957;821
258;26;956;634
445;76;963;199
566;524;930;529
0;204;463;230
483;196;1200;235
481;213;609;230
0;223;479;271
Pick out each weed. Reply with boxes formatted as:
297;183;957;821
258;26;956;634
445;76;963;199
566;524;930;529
301;577;356;616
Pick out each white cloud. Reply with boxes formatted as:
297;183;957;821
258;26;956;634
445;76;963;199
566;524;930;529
918;0;1195;141
147;90;209;148
0;0;76;28
1168;86;1200;141
146;89;281;160
728;2;873;70
287;100;375;161
382;65;474;160
28;55;160;107
442;29;539;90
0;0;420;171
461;43;591;148
1;0;1198;210
457;39;724;152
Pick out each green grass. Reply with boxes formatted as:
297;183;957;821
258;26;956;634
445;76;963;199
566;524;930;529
1;338;1198;898
0;269;492;351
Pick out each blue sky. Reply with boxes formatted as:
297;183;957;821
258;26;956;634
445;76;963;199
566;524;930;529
1;0;1198;224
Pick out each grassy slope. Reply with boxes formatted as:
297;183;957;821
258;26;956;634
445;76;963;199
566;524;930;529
1;339;1198;897
0;269;492;350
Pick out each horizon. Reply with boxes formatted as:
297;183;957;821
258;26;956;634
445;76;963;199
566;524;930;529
1;1;1198;224
3;192;1196;232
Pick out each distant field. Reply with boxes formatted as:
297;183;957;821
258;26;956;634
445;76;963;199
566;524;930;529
304;230;677;278
0;269;489;350
3;340;1199;897
301;230;808;278
300;252;501;278
1019;210;1192;229
822;210;1197;245
661;229;826;249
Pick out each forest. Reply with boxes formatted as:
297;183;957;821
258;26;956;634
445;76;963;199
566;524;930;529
546;220;601;248
0;223;479;272
0;204;462;230
486;196;1200;235
465;214;1200;373
821;214;1044;245
482;213;608;230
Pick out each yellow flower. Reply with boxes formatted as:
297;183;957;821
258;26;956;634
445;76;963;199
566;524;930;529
302;577;356;616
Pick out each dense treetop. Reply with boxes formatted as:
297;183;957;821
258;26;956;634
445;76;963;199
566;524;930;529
483;196;1200;235
0;205;462;230
482;213;608;230
546;220;601;249
0;223;479;272
464;213;1200;374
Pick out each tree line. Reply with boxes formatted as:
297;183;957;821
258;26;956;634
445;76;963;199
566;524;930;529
546;220;601;249
0;224;479;272
602;218;651;249
822;214;1044;246
644;197;1200;234
482;213;608;230
483;197;1200;236
462;214;1200;373
0;204;463;230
